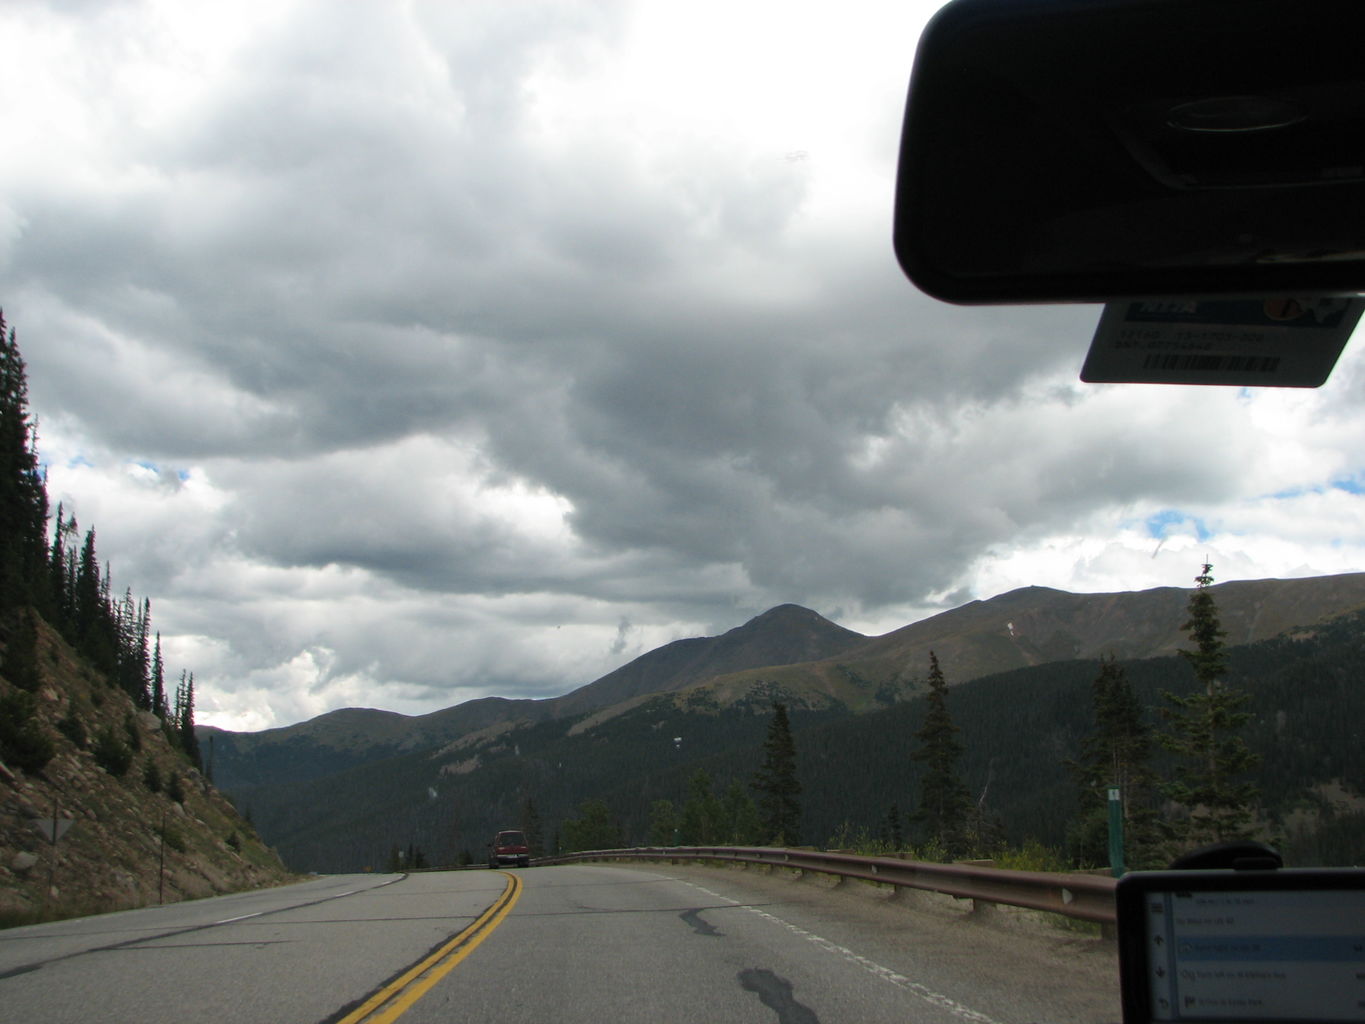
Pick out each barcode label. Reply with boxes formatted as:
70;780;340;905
1140;353;1282;374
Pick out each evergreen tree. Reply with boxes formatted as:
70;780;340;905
0;690;55;773
912;651;970;853
48;502;76;629
561;799;622;852
1069;655;1160;867
113;588;151;706
880;803;904;850
2;608;43;692
176;670;202;769
720;780;761;845
150;633;168;720
751;701;801;845
679;769;724;844
648;799;678;846
520;796;544;856
73;528;115;670
136;597;151;707
1160;563;1261;848
0;314;49;614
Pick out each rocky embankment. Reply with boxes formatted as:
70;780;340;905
1;623;296;925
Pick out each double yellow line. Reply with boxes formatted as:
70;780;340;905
339;871;523;1024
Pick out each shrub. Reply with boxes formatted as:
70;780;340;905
123;713;141;752
0;691;55;773
57;707;87;748
92;727;133;777
991;838;1070;873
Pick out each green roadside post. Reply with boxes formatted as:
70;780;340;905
1107;785;1125;877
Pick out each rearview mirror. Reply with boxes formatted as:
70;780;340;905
893;0;1365;304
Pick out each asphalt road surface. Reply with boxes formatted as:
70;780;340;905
0;863;1120;1023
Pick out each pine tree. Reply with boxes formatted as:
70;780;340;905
912;651;970;853
647;799;678;846
1160;563;1261;848
520;796;544;856
679;769;724;844
561;799;622;852
48;502;75;629
0;314;49;614
720;780;761;845
751;701;801;845
135;597;151;708
74;530;104;649
1069;655;1160;867
151;633;168;720
2;608;42;693
176;670;202;769
880;803;904;850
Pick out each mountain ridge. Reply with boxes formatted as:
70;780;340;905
676;573;1365;710
201;571;1365;864
204;572;1365;759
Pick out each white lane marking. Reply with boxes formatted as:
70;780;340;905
215;912;264;924
685;882;1005;1024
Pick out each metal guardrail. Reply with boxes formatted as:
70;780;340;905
535;845;1117;925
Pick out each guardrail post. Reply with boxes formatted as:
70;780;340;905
970;898;998;918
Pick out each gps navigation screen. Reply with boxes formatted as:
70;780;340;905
1142;888;1365;1022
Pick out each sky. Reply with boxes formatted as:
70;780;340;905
4;0;1365;732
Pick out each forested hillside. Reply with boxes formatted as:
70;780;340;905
221;601;1364;873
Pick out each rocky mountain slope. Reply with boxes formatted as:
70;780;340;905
0;618;295;925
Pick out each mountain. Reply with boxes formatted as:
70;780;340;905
201;572;1365;872
203;603;864;793
545;604;866;716
681;573;1365;708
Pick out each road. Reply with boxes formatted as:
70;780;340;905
0;863;1120;1023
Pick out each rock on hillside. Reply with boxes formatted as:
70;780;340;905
0;618;296;925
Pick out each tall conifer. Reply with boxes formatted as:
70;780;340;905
0;314;48;613
151;633;167;720
1070;655;1159;866
912;651;970;853
1160;563;1260;848
752;701;801;845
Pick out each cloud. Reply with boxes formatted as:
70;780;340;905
6;0;1365;729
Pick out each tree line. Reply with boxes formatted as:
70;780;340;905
0;312;201;776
